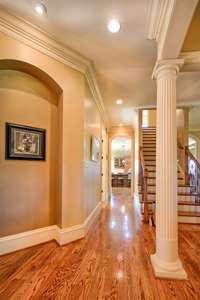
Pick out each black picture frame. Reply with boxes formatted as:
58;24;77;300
5;123;46;160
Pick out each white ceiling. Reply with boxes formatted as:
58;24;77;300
0;0;157;125
0;0;200;127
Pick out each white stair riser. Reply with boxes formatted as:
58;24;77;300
146;178;184;185
147;171;182;177
138;186;191;193
178;216;200;224
178;205;200;213
139;194;196;202
146;166;156;171
145;161;156;166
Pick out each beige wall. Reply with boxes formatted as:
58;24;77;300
0;70;59;236
84;79;102;218
0;30;103;236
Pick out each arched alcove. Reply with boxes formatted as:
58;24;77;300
0;59;63;236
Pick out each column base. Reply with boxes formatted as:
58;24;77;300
150;254;187;280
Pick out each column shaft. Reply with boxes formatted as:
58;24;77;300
150;61;187;279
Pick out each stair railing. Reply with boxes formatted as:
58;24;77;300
139;146;149;223
185;146;200;198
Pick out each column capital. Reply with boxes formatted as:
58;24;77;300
152;59;184;80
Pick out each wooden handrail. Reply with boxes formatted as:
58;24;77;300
139;147;149;223
177;139;184;150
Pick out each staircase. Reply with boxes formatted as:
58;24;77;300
139;126;200;224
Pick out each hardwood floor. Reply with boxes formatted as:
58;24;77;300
0;189;200;300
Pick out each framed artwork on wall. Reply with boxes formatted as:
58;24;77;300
5;123;46;160
91;135;100;162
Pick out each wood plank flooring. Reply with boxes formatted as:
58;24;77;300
0;189;200;299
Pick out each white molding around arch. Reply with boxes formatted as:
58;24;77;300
0;8;108;124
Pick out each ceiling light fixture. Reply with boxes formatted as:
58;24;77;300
119;124;123;127
35;2;47;15
116;99;123;105
108;19;121;33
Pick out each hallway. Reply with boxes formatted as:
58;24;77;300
0;190;200;300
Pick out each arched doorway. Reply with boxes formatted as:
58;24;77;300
110;136;132;193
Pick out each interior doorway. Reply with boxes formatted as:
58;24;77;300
111;136;132;191
101;127;108;202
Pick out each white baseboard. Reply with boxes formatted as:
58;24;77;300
84;202;101;234
0;225;57;256
57;224;84;246
0;202;101;255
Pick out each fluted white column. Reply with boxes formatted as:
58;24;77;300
150;59;187;279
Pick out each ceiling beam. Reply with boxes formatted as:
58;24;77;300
147;0;198;59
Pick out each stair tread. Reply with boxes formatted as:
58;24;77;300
178;200;200;206
139;199;200;206
138;184;193;187
139;191;196;196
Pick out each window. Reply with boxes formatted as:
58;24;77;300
142;110;148;127
188;136;198;158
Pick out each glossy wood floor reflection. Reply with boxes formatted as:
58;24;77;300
0;189;200;300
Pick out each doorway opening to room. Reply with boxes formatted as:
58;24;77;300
111;136;132;192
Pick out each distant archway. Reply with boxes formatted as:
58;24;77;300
188;134;199;159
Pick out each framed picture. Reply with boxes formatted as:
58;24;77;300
5;123;46;160
91;135;101;162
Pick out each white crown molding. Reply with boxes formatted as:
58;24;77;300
180;51;200;64
0;202;101;255
0;8;89;73
180;51;200;72
0;8;108;125
85;65;108;125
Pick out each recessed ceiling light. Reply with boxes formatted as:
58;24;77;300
119;124;124;127
108;19;121;33
116;99;123;105
35;2;47;15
